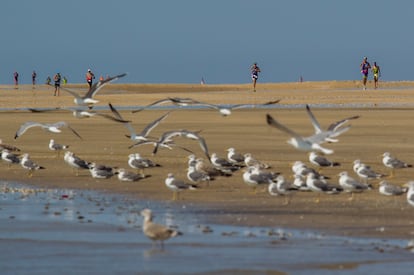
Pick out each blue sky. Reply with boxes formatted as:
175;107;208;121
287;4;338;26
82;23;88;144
1;0;413;84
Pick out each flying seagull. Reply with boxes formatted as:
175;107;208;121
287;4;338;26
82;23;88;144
266;114;334;154
131;97;201;113
194;99;281;116
15;121;82;140
57;73;127;108
28;107;130;122
109;103;171;141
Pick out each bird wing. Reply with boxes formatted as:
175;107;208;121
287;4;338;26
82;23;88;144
327;115;360;131
14;122;45;139
305;104;323;134
266;114;303;139
139;111;171;137
131;98;175;113
85;73;127;99
53;122;82;140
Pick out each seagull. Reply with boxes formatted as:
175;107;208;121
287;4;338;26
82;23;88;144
193;99;281;116
403;181;414;207
266;114;334;154
305;104;360;143
306;172;342;202
109;103;171;141
20;153;45;177
48;139;69;157
28;107;131;122
0;139;20;152
116;168;148;182
58;73;127;108
211;152;240;174
1;149;20;168
14;121;82;140
150;129;210;161
293;174;310;191
292;161;328;180
165;173;198;200
195;157;232;178
353;159;385;183
338;171;371;200
64;151;90;176
309;151;340;171
242;166;279;193
269;175;297;205
187;165;211;186
140;208;182;249
131;97;201;113
243;153;271;169
88;162;117;179
379;180;408;196
382;152;412;177
226;147;245;166
128;153;161;174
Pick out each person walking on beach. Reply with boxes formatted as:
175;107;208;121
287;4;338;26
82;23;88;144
250;62;261;92
46;76;51;85
86;69;95;90
32;70;37;88
53;72;61;96
372;62;381;89
13;71;19;89
360;57;371;90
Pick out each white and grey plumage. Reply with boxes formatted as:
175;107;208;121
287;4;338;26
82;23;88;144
403;181;414;207
211;153;240;173
131;97;201;113
116;168;147;182
165;173;197;200
48;139;69;157
270;175;297;204
309;151;340;169
194;99;281;116
58;73;127;107
305;104;360;143
195;157;232;178
20;153;45;177
88;162;116;179
187;165;211;185
306;172;342;202
266;114;334;154
379;180;407;196
293;174;310;191
109;103;171;141
242;166;278;193
148;129;210;161
338;171;371;199
14;121;82;140
1;149;20;167
243;153;271;169
226;147;245;165
140;208;181;249
353;159;385;183
128;153;161;174
292;161;327;180
382;152;412;177
64;151;90;175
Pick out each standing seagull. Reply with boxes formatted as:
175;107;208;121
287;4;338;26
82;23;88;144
1;149;20;168
382;152;412;178
20;153;45;177
379;180;408;196
58;73;127;108
15;121;82;140
116;168;148;182
226;147;245;166
140;208;181;249
338;171;371;200
165;173;197;200
64;151;90;176
48;139;69;157
309;151;340;171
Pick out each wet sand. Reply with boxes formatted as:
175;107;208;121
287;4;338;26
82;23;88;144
1;81;414;239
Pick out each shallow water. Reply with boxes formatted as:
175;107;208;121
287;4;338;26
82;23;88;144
0;181;413;275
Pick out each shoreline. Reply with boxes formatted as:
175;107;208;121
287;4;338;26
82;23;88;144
1;82;414;240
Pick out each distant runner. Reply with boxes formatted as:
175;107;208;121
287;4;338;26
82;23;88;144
250;62;261;92
360;57;371;90
372;62;381;89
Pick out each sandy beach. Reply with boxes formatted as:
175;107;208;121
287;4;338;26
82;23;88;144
2;80;414;239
